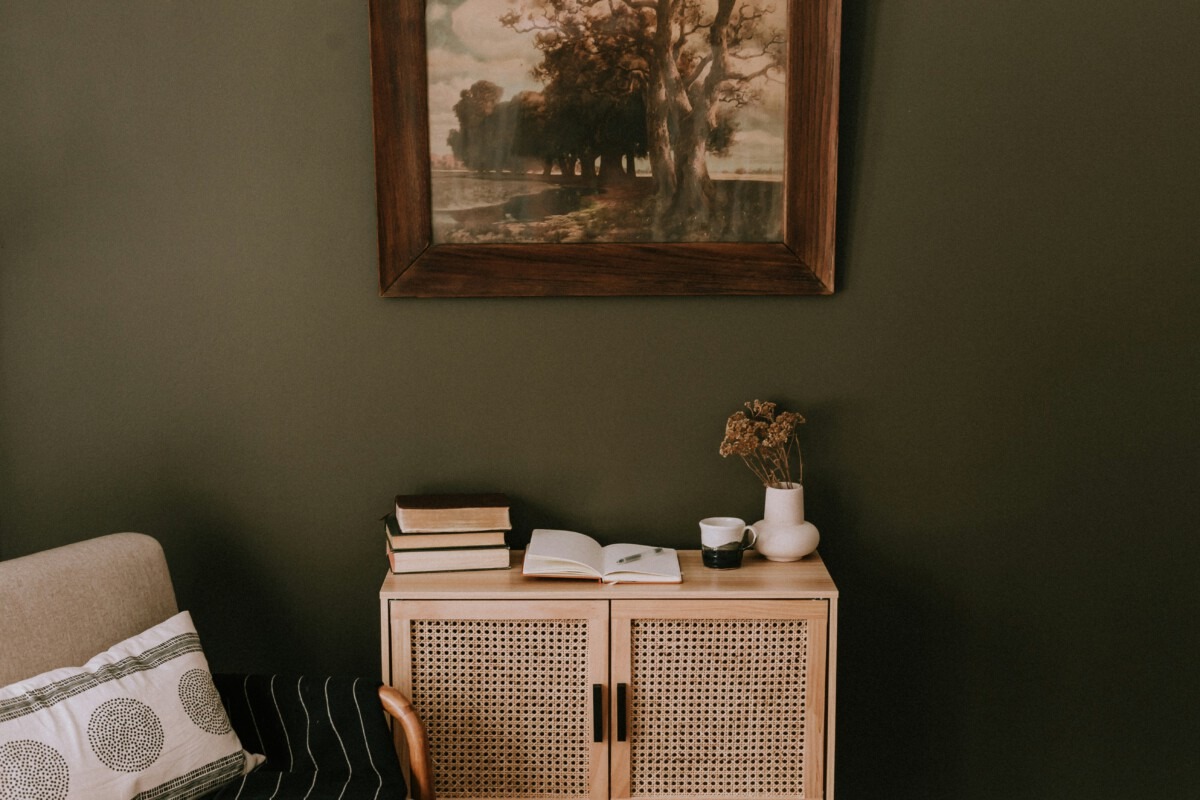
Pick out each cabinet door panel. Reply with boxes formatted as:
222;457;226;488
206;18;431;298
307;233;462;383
389;600;609;800
611;600;829;800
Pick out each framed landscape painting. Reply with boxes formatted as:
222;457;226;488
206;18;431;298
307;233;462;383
368;0;841;297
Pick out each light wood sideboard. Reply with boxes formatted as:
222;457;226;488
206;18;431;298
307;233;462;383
380;550;838;800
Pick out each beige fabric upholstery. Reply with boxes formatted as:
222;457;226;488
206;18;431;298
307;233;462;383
0;532;179;685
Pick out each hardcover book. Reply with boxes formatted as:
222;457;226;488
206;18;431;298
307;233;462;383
394;493;511;533
386;545;511;574
384;513;507;550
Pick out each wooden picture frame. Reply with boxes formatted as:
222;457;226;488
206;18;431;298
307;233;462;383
368;0;841;297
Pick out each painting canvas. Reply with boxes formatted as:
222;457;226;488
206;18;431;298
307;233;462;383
368;0;840;297
426;0;786;246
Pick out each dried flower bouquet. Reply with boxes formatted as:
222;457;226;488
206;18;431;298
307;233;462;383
719;400;806;488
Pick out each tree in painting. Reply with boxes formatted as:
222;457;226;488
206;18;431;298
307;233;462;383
504;0;777;237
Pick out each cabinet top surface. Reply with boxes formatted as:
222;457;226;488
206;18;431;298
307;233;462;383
380;550;837;600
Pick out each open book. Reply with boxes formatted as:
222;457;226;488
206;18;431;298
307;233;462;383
522;529;682;584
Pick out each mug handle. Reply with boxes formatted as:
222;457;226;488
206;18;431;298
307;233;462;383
742;525;758;550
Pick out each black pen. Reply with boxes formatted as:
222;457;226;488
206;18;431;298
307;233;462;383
616;547;664;564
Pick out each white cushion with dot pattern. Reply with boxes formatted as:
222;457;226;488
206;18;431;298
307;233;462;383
0;611;262;800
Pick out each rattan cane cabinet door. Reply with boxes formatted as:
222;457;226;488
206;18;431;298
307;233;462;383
610;600;830;800
389;600;610;800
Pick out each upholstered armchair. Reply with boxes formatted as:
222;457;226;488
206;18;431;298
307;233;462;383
0;533;434;800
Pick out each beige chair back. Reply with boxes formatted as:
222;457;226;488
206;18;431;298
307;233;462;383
0;532;178;685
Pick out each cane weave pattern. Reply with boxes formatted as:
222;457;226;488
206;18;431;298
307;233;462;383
629;618;810;797
409;618;593;799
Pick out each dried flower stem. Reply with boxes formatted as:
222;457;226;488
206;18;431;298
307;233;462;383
719;400;806;488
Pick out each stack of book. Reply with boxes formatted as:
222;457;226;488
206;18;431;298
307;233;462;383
384;493;512;574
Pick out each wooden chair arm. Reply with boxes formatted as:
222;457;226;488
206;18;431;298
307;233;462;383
378;685;435;800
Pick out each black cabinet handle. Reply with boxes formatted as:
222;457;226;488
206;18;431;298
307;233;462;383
592;684;603;742
616;683;628;742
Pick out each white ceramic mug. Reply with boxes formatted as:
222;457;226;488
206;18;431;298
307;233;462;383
699;517;757;569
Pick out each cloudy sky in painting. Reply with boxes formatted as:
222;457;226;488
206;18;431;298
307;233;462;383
426;0;541;157
424;0;786;172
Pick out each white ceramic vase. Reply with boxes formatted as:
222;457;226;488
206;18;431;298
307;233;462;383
753;483;819;562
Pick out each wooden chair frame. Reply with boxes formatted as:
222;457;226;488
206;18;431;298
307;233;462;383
379;685;436;800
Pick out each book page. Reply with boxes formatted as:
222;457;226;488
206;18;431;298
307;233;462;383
523;530;604;576
599;544;681;580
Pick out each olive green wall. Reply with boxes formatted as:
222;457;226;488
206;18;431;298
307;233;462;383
3;2;1197;797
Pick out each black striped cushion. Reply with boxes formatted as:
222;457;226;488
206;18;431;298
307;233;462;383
210;674;406;800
